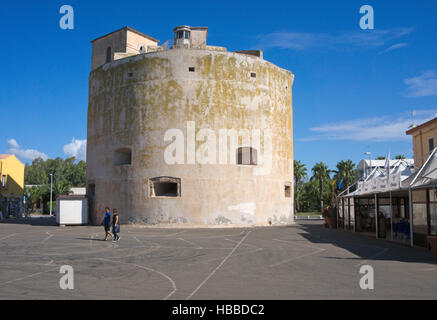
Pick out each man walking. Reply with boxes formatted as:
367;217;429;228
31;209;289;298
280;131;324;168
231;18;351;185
103;207;113;241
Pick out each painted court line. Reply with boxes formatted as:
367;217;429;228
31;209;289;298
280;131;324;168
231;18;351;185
269;238;326;268
186;231;252;300
188;248;263;266
273;238;324;251
268;248;326;268
0;233;17;241
355;248;389;267
41;233;54;244
0;266;59;287
96;258;177;300
178;237;202;249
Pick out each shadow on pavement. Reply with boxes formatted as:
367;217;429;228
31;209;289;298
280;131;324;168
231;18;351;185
0;216;58;226
289;221;437;266
76;237;106;242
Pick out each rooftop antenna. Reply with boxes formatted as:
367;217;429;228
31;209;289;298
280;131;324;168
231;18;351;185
408;110;416;129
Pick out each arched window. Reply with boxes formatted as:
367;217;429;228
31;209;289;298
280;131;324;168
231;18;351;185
236;147;257;165
106;47;112;63
139;45;146;53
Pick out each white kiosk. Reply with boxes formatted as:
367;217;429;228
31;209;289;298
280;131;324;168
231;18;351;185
56;195;88;225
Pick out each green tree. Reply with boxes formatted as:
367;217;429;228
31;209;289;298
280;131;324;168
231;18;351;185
24;185;48;211
376;156;385;160
296;179;318;212
293;160;307;212
23;157;87;213
24;158;48;185
334;160;356;191
311;162;331;213
395;154;405;159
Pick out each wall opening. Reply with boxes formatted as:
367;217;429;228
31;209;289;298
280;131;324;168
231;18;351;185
139;45;146;53
236;147;257;165
88;184;95;197
149;177;181;197
114;148;132;166
250;72;257;78
106;47;112;63
188;67;195;72
284;182;291;198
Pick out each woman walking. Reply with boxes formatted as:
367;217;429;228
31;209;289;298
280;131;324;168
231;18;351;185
112;208;120;242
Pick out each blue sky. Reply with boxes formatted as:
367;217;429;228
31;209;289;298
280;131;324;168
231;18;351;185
1;0;436;174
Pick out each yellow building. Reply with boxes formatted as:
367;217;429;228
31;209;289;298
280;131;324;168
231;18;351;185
406;117;437;168
0;154;24;216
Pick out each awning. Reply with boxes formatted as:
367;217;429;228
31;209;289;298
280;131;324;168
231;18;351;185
347;158;414;197
406;148;437;190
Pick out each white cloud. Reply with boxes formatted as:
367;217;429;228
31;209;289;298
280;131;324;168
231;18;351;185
7;139;48;161
299;110;437;142
256;28;413;51
378;42;408;55
63;138;86;161
404;71;437;97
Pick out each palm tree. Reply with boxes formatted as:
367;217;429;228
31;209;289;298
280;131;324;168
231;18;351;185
53;180;71;197
311;162;331;213
294;160;307;212
334;160;356;191
25;185;48;211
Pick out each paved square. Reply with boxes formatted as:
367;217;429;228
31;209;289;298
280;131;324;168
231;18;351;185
1;220;436;299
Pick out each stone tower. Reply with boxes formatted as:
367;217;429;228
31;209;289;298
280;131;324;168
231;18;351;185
86;26;294;226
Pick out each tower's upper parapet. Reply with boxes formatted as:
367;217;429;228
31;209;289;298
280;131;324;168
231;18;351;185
90;26;159;71
173;26;208;49
90;25;265;71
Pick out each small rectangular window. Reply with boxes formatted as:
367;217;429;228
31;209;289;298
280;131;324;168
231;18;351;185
184;31;191;39
149;177;181;197
237;147;257;165
128;72;133;77
284;183;291;198
114;148;132;166
1;175;5;188
429;138;434;152
188;67;195;72
250;72;257;78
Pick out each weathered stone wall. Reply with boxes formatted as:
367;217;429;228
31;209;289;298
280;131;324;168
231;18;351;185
87;48;294;226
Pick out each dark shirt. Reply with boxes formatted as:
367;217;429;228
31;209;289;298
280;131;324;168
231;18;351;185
112;214;118;226
104;212;111;227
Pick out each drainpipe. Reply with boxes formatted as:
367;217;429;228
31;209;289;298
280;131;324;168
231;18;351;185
408;187;414;247
390;191;393;241
375;193;379;239
434;188;437;236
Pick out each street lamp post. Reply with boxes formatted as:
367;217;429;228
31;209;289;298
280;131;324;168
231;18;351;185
364;151;372;178
49;173;53;216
